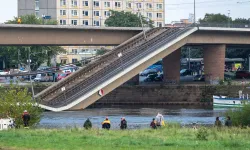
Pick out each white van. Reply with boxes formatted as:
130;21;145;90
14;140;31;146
34;73;54;82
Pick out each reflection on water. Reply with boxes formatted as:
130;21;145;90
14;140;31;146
39;107;228;129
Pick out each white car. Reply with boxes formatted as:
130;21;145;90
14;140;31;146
0;70;8;75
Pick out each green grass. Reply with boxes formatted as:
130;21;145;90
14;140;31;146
1;126;250;150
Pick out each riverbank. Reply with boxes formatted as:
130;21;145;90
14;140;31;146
1;126;250;150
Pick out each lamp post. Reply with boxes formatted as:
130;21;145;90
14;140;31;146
137;8;146;40
99;16;102;27
42;14;45;25
228;10;231;27
27;47;35;101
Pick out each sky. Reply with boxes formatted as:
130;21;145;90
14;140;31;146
0;0;250;23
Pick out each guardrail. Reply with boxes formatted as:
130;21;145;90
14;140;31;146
197;23;250;28
41;24;195;107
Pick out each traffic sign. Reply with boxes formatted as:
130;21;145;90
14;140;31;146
98;89;104;96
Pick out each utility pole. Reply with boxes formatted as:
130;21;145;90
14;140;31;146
228;10;231;27
138;8;146;40
188;47;191;70
27;47;35;101
18;49;20;69
194;0;196;23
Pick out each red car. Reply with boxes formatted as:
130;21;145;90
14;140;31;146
236;71;250;79
57;73;71;81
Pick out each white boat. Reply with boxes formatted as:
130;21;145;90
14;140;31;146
213;92;250;108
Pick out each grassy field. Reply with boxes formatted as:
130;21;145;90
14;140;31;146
1;125;250;150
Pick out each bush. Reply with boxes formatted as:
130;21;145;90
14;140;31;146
0;83;43;128
196;127;208;140
225;104;250;127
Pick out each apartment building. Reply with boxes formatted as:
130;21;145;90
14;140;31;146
18;0;165;64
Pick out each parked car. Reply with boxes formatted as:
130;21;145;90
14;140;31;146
144;73;158;82
0;70;8;75
34;73;54;82
57;73;71;81
235;71;250;79
180;69;193;76
37;66;51;71
193;75;205;81
22;75;36;81
140;69;158;76
154;73;163;82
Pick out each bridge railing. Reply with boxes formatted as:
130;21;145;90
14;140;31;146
197;23;250;28
36;27;163;100
42;24;196;107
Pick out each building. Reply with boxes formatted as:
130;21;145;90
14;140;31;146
165;14;193;27
18;0;165;64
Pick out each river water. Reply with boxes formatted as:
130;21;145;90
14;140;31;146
38;106;227;129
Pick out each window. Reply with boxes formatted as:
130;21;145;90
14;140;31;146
104;2;110;7
94;20;100;26
94;1;99;7
71;20;78;25
60;20;66;25
72;59;78;63
71;0;77;6
146;3;152;9
60;0;66;6
83;20;89;26
137;3;142;9
104;11;110;17
157;13;162;18
60;10;66;15
157;22;163;27
157;4;163;9
35;0;39;10
126;2;132;8
147;13;152;19
115;2;121;8
94;11;99;16
72;49;78;54
83;1;88;6
71;10;78;16
83;11;88;16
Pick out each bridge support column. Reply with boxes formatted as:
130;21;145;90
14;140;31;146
163;49;181;83
203;44;226;81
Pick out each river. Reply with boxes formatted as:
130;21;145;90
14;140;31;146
38;106;227;129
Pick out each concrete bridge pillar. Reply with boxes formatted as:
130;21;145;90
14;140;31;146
163;49;181;83
203;44;226;81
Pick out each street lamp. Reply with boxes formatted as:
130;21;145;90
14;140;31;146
99;16;102;27
137;8;146;40
42;14;45;25
228;10;231;27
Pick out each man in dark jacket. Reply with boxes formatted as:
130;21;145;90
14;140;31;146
83;118;92;129
150;118;157;129
120;117;127;130
102;117;111;130
22;110;30;127
225;116;232;127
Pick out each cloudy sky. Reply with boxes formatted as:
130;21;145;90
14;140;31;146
0;0;250;23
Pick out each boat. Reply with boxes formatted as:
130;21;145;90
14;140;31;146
213;91;250;108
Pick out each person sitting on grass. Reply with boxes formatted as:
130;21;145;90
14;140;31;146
120;117;127;130
225;116;232;127
150;118;157;129
214;117;222;127
83;118;92;130
102;117;111;130
22;110;30;128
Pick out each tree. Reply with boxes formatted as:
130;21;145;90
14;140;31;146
96;47;109;56
0;83;42;127
181;47;203;58
199;13;231;24
105;10;154;28
0;15;65;70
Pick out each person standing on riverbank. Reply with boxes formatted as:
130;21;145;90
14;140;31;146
120;117;127;130
22;110;30;128
214;117;222;127
83;118;92;129
225;116;232;127
150;118;157;129
102;117;111;130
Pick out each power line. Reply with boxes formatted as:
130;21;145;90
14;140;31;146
166;0;239;6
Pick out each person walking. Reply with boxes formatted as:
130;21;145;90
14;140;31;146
225;116;232;127
214;117;222;127
102;117;111;130
120;117;127;130
150;118;157;129
83;118;92;129
22;110;30;128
